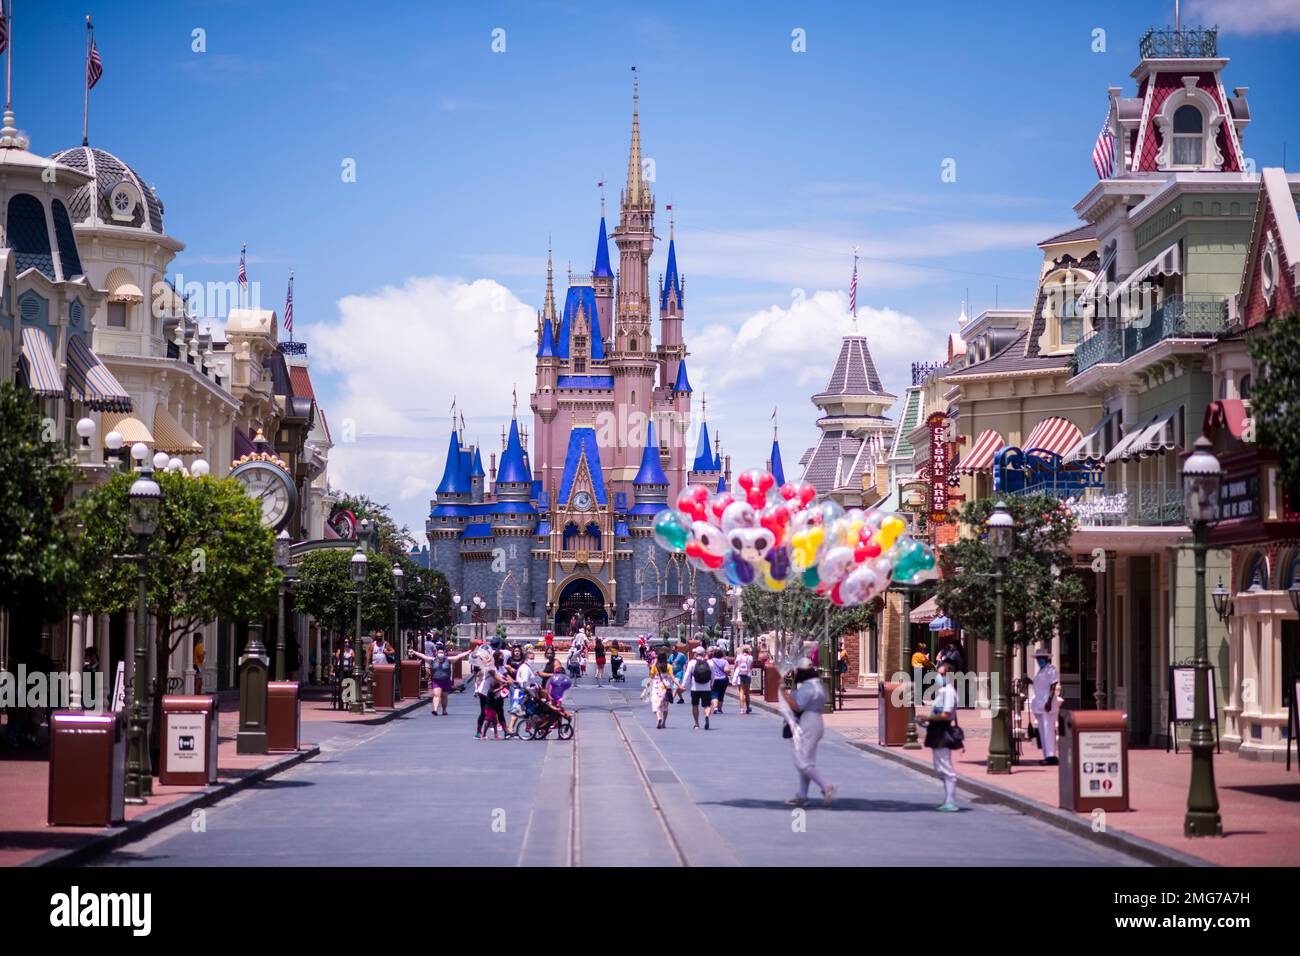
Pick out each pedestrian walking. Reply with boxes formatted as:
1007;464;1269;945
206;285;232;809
708;646;732;714
670;643;688;703
505;647;538;737
192;636;205;694
409;646;470;715
779;658;836;807
733;644;754;714
593;636;606;685
637;635;647;660
911;641;933;674
1030;647;1060;765
474;650;513;739
917;660;963;811
647;654;682;729
686;646;716;730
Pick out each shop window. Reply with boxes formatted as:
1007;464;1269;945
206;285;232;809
107;302;128;328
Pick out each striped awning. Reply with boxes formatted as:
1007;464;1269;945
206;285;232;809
1023;417;1083;457
152;405;203;455
1076;247;1116;309
99;412;154;446
1064;410;1120;464
1105;409;1179;463
19;327;62;397
957;429;1004;474
1108;242;1181;303
65;336;132;412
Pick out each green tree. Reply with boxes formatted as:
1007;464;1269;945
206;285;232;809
293;547;397;639
1249;313;1300;497
0;382;79;622
75;471;279;738
740;580;874;658
934;495;1087;650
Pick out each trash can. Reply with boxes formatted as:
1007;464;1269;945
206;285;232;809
399;659;421;699
266;681;301;752
763;663;782;703
372;663;397;710
48;711;126;826
160;695;218;786
879;681;909;746
1059;710;1130;813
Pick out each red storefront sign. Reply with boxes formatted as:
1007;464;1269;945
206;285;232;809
928;412;949;523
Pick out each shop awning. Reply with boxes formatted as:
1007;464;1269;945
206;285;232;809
18;327;63;398
65;336;132;412
152;405;203;455
929;614;955;633
1064;410;1120;464
1076;247;1116;309
1023;417;1083;457
957;429;1004;474
233;428;256;460
99;412;154;446
108;282;144;303
1108;242;1182;303
1202;399;1249;440
1105;409;1179;463
910;594;939;624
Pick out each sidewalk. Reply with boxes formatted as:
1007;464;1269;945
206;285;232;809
0;685;434;867
757;685;1300;867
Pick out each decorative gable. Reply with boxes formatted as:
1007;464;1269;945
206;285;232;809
1240;169;1300;329
1134;71;1242;173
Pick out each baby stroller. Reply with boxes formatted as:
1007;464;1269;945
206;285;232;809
609;652;626;682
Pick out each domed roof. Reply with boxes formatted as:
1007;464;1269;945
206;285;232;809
47;145;165;234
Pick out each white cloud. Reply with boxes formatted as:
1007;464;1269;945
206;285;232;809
1185;0;1300;33
311;275;538;536
685;290;942;482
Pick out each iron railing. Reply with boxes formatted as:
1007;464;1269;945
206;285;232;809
1139;27;1217;59
1074;294;1228;374
1005;485;1185;527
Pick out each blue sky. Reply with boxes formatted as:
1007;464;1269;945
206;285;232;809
23;0;1300;538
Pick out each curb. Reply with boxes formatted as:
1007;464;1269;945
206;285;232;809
748;698;1213;868
23;745;320;868
352;692;435;725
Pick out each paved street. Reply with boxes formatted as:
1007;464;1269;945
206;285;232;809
94;662;1142;867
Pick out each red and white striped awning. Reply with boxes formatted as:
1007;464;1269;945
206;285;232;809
957;429;1004;474
1023;417;1083;457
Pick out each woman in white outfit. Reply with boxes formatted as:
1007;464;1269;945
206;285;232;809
917;660;962;811
779;658;836;807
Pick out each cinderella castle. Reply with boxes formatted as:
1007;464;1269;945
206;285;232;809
427;77;754;635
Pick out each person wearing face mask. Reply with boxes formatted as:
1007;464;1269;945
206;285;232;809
778;658;837;807
1029;647;1060;766
917;659;963;812
409;644;471;716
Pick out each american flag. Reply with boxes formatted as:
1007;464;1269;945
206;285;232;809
87;36;104;90
283;272;294;337
849;249;859;317
237;244;247;288
0;2;9;56
1092;120;1115;179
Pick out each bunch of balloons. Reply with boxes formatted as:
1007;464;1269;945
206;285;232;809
652;469;937;607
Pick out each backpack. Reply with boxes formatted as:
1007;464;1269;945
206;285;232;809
430;658;451;680
693;660;713;685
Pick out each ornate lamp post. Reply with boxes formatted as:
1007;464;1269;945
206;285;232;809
1212;578;1231;623
895;581;921;749
1182;436;1223;837
986;501;1015;774
349;547;369;713
104;429;125;470
392;562;405;664
274;530;290;682
124;444;161;802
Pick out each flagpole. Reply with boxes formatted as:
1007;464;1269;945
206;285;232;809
5;0;12;113
82;17;90;146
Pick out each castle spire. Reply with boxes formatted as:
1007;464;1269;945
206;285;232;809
543;242;557;323
593;208;613;279
625;66;645;205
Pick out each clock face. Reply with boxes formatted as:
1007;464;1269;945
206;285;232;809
232;461;297;530
573;490;594;511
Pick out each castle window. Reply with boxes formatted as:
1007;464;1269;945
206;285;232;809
1172;105;1204;167
629;336;638;352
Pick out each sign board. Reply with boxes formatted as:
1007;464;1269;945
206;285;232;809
1077;730;1124;799
1219;469;1259;522
165;712;207;774
927;412;949;523
1167;664;1221;753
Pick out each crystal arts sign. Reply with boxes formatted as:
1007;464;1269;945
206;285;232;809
928;412;949;523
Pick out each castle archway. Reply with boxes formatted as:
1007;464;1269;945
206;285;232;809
554;576;609;634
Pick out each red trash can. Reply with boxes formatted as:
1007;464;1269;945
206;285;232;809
266;682;302;752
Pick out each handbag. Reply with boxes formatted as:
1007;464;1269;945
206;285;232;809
943;723;966;749
781;723;793;739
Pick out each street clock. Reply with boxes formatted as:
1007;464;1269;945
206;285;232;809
230;433;298;531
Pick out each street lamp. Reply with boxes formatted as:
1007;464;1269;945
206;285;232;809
124;453;161;803
190;458;210;477
986;501;1015;774
392;562;405;666
349;547;369;713
274;530;291;682
1182;436;1223;837
893;579;921;749
105;429;124;469
1212;577;1231;623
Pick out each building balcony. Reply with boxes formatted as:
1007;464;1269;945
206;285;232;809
1006;485;1185;527
1138;27;1217;59
1074;294;1229;374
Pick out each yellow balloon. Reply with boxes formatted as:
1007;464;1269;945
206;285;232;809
763;567;789;591
878;515;905;550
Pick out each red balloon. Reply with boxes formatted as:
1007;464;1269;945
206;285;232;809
710;491;735;521
676;484;710;522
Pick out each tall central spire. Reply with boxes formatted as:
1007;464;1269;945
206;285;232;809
542;242;557;323
625;67;645;205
